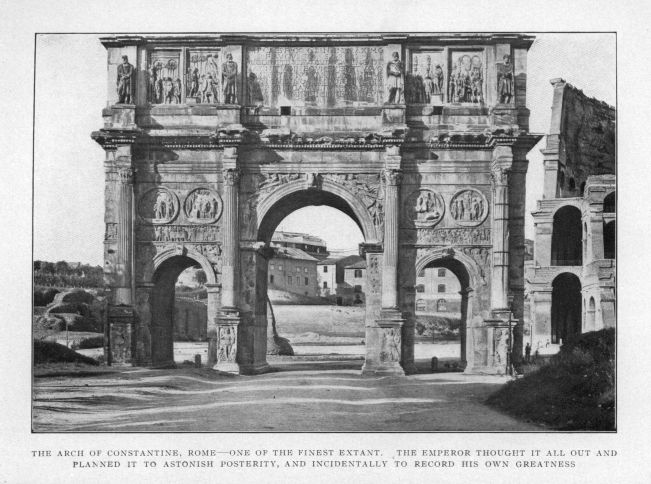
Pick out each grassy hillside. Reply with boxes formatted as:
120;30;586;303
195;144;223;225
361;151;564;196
487;328;615;430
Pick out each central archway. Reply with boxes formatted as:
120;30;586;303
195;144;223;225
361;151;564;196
254;183;377;370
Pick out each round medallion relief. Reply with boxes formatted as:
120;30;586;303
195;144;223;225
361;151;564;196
184;188;223;224
405;189;445;228
449;188;488;227
138;187;179;224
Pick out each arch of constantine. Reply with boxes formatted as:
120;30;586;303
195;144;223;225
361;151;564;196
92;33;541;375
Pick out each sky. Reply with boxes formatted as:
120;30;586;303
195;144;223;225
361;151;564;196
33;33;615;265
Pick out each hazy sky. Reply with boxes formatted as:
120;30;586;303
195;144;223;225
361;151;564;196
33;33;615;265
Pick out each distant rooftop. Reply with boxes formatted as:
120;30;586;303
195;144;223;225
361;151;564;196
271;245;318;261
272;231;327;247
345;260;367;269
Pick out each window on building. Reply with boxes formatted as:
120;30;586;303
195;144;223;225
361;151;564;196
438;268;446;277
269;275;274;284
437;299;447;312
416;284;425;293
438;284;446;293
323;281;328;289
288;276;293;285
304;267;308;272
323;266;328;273
296;267;301;272
304;277;309;285
269;264;274;270
354;285;362;293
416;299;426;311
354;269;363;278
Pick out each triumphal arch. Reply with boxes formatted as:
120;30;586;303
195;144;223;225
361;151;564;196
92;34;541;375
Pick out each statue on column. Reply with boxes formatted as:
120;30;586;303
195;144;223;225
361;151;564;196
385;52;404;104
497;54;514;104
222;53;238;104
116;55;135;104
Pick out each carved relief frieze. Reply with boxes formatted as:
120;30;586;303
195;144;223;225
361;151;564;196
186;50;221;103
136;224;220;243
449;188;489;227
406;51;444;104
366;253;382;293
148;50;181;104
135;244;157;282
184;188;223;224
138;187;179;224
406;227;492;245
448;51;484;104
404;189;445;228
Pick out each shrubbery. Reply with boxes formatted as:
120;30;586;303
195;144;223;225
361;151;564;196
487;328;615;430
78;336;105;349
33;340;99;365
415;315;461;340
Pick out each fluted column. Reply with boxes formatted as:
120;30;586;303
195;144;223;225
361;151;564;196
490;147;513;311
115;164;134;305
214;150;241;373
381;168;401;310
221;167;240;309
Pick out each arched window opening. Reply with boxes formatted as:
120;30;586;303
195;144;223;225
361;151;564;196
437;299;447;312
551;273;582;344
551;205;583;266
586;297;596;332
603;191;616;213
603;220;616;259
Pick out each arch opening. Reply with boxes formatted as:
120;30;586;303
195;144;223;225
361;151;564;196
414;257;471;370
257;193;368;362
586;296;596;332
551;205;583;266
150;255;207;367
603;220;616;259
551;273;582;344
603;191;616;213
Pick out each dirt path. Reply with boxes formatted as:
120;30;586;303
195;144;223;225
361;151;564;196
33;359;541;432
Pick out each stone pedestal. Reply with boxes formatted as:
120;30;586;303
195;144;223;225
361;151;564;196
213;309;240;373
362;310;405;376
107;305;134;366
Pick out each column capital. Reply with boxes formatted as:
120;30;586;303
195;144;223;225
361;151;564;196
222;168;241;185
116;165;135;184
382;168;402;186
490;166;510;186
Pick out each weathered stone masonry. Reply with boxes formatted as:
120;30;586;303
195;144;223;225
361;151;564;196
93;34;541;375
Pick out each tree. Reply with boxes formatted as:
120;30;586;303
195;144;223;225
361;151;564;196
55;261;70;274
194;270;207;285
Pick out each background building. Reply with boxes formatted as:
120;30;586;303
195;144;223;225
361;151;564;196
526;79;616;355
415;267;462;314
268;246;320;297
271;232;329;260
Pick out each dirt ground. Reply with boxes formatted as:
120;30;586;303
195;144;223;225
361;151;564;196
32;357;541;432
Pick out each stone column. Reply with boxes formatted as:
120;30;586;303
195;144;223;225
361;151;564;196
364;152;405;376
381;168;401;311
114;161;134;305
490;145;513;315
214;150;241;373
205;283;221;366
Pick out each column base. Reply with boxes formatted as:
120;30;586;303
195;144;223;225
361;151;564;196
361;361;405;377
239;362;271;375
213;361;241;374
401;361;418;375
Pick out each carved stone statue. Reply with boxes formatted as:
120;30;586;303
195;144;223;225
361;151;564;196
189;68;200;98
163;77;174;104
497;54;514;104
218;325;236;362
385;51;404;104
222;53;238;104
116;55;134;104
173;78;182;104
247;72;264;107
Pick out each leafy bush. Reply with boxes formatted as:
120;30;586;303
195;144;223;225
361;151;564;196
487;328;615;430
415;315;461;340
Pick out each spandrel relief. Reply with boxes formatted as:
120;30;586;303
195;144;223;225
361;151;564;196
149;51;182;104
448;51;484;104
